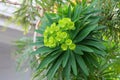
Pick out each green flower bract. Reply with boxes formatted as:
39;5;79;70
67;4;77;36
43;18;76;50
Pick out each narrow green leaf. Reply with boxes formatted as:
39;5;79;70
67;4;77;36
32;69;43;80
83;14;93;22
37;50;61;69
85;0;98;14
63;60;71;80
95;25;106;30
62;51;70;68
83;56;94;72
85;9;101;16
68;5;72;18
74;45;84;55
98;62;112;75
35;29;44;34
36;36;44;41
40;15;51;30
47;57;62;80
86;53;98;67
72;5;80;21
70;51;77;76
31;41;44;46
45;13;59;24
82;40;106;50
31;46;55;55
76;55;89;76
78;45;94;52
75;24;97;42
88;17;100;25
45;13;53;24
91;47;106;56
72;6;83;22
71;21;89;39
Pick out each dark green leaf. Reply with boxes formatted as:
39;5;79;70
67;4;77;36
68;5;72;18
45;13;60;24
83;14;93;22
47;57;62;80
85;0;98;14
62;50;70;68
87;54;98;66
36;36;44;41
71;21;89;39
35;29;44;34
82;40;106;50
63;60;71;80
45;13;53;24
95;25;106;30
31;41;44;46
37;50;61;69
74;45;84;55
77;45;94;52
31;46;56;55
99;64;111;74
74;24;97;42
40;15;51;30
72;5;80;21
76;55;89;76
70;51;77;76
91;47;106;57
88;17;100;25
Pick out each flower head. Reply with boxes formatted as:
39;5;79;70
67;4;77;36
43;18;76;50
61;44;68;51
69;43;76;50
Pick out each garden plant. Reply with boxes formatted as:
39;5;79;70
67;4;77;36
1;0;120;80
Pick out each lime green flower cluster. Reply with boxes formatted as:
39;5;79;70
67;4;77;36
43;18;76;50
61;39;76;50
58;18;75;30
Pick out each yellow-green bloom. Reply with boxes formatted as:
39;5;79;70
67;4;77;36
51;23;56;28
55;36;61;42
44;41;48;46
58;18;67;27
55;26;60;31
69;43;76;50
44;27;50;37
56;31;62;36
48;36;54;43
61;44;68;51
50;43;56;48
58;18;75;30
44;37;47;43
68;22;75;30
45;27;50;32
65;39;72;45
46;36;57;48
61;32;68;38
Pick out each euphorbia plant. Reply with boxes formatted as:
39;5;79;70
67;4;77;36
32;1;106;80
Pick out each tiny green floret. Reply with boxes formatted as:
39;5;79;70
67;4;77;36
61;44;68;51
58;18;75;30
65;39;72;45
69;43;76;50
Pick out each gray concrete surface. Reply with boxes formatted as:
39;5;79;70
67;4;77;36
0;27;32;80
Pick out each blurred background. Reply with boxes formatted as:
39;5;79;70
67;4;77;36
0;0;31;80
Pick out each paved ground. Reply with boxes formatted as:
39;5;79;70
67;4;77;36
0;27;32;80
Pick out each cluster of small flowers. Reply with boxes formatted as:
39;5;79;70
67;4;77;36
43;18;76;50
